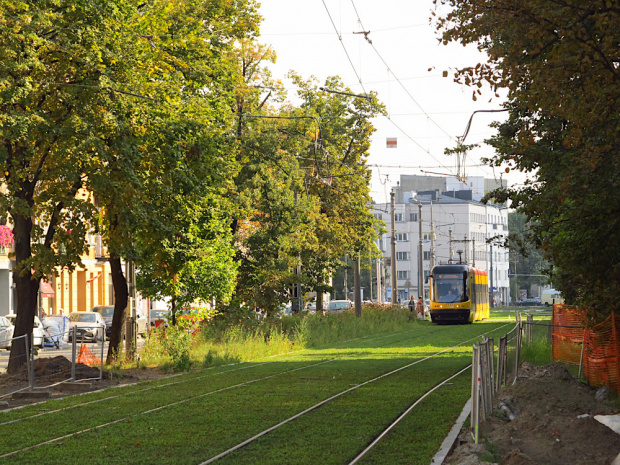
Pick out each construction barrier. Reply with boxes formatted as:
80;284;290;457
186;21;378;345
77;344;101;367
583;313;619;394
551;304;585;365
552;305;620;394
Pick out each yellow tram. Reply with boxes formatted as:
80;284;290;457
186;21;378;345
429;264;490;324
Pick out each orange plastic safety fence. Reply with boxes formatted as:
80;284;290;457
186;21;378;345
552;304;585;365
552;305;620;394
77;344;101;367
583;313;620;394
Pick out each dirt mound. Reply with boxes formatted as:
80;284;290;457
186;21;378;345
10;355;108;382
448;362;620;465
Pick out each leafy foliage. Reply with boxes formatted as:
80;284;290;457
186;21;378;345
434;0;620;319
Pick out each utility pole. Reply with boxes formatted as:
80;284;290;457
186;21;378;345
464;234;469;265
472;239;476;267
430;201;435;271
368;255;373;301
354;252;361;317
343;256;348;300
449;228;453;263
417;202;424;300
490;243;495;308
390;190;398;305
376;258;382;303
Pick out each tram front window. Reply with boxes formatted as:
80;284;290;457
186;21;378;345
434;273;467;303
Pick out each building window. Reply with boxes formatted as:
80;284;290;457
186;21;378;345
397;271;409;279
396;233;409;242
395;213;404;222
409;213;418;222
423;251;431;260
373;213;383;220
396;252;409;261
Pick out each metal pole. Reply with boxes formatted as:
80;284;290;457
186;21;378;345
471;344;480;444
449;227;453;263
390;190;398;305
376;258;381;303
100;329;105;379
489;243;494;308
25;334;31;391
71;326;77;382
418;202;423;301
430;201;435;271
354;253;362;317
368;255;373;302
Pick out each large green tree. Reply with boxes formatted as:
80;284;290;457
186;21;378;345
434;0;620;319
229;44;383;315
0;0;260;370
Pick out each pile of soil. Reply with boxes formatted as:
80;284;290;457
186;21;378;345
448;362;620;465
0;356;169;408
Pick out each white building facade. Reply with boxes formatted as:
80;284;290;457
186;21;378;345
372;188;509;306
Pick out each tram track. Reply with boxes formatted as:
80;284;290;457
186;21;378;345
0;326;445;428
0;323;510;463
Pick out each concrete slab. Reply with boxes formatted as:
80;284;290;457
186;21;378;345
56;383;93;392
12;391;52;400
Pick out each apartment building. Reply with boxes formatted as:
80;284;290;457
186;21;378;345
372;178;509;306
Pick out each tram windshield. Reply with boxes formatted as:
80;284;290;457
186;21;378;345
433;272;468;303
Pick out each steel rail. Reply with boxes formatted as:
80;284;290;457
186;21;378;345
198;323;510;464
0;327;430;425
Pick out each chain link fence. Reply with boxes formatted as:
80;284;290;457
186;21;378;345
0;326;107;401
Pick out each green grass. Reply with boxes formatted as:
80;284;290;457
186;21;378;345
0;309;514;464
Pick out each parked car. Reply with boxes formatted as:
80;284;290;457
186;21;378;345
517;298;540;307
93;306;148;338
92;305;114;339
68;311;105;342
0;316;14;349
326;300;353;314
6;314;45;348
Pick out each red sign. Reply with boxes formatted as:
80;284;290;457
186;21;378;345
386;137;397;148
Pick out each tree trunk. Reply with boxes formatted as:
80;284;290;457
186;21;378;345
106;255;129;362
7;214;39;374
171;295;177;326
316;291;324;316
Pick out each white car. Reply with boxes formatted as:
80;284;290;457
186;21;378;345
326;300;353;314
6;314;45;348
68;311;105;343
0;316;14;349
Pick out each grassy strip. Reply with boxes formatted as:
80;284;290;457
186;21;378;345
0;318;509;464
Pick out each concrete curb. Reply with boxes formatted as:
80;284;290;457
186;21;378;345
431;397;471;464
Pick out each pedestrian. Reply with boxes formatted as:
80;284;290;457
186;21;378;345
408;296;416;320
416;296;425;320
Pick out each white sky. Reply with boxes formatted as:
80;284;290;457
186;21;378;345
257;0;526;203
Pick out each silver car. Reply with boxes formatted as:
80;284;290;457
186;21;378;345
0;316;14;349
68;311;105;342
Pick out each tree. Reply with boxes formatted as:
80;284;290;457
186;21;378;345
1;0;138;372
0;0;261;369
507;211;549;302
434;0;620;319
229;54;384;315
